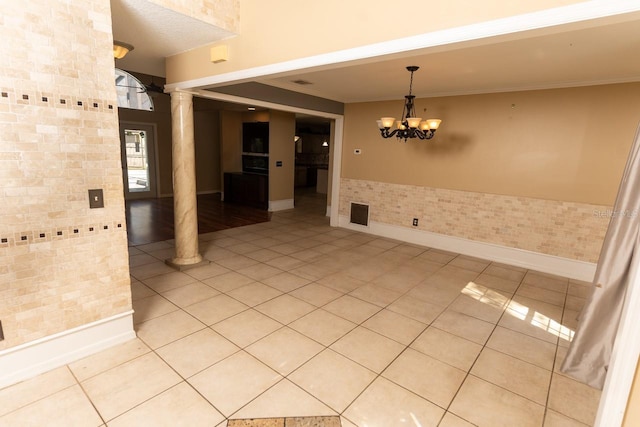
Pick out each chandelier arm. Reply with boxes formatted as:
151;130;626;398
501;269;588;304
380;128;401;138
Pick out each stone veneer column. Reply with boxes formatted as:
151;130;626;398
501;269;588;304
167;91;206;268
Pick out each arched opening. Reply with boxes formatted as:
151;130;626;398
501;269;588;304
114;68;154;111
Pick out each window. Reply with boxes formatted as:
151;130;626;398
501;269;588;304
114;68;154;111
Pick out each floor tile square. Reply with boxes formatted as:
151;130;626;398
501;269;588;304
386;294;443;324
316;272;367;293
69;338;150;382
227;282;282;306
203;271;255;293
486;326;557;370
343;377;444;427
185;294;249;325
108;382;224;427
547;373;601;426
322;295;380;324
383;348;466;408
262;272;312;292
160;282;220;307
289;283;343;306
237;263;283;281
484;264;526;282
232;379;336;420
0;385;102;427
131;280;156;300
289;309;356;346
516;283;566;307
439;412;476;427
129;262;176;280
136;309;206;349
410;327;482;371
431;310;495;345
405;282;461;307
289;349;376;412
245;248;282;262
0;367;77;417
246;327;324;375
543;409;591;427
449;375;545;427
81;352;182;421
255;294;316;324
471;348;551;404
132;294;179;324
349;284;402;307
474;273;521;293
216;255;260;271
142;271;198;293
362;309;426;345
330;326;404;373
265;255;307;271
449;255;490;272
212;309;283;348
189;351;282;417
156;328;239;378
448;293;507;324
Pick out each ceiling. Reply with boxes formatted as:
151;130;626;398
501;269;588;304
111;1;640;105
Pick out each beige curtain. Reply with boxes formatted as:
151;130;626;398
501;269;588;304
561;123;640;389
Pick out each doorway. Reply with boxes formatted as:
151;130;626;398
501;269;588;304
120;122;158;200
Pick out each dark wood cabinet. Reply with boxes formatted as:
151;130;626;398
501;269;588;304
224;172;268;210
242;122;269;175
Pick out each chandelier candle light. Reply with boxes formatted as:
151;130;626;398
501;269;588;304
377;66;441;141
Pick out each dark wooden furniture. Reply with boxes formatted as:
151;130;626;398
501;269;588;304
224;172;268;210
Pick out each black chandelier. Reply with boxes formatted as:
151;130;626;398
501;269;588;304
377;66;441;141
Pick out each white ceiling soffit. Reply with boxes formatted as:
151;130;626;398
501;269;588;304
110;0;236;77
259;17;640;103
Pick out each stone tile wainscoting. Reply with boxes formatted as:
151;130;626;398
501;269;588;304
339;178;610;264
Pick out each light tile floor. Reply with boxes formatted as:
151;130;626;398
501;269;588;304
0;203;602;427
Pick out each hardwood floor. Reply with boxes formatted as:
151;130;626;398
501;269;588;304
124;188;327;246
125;193;271;246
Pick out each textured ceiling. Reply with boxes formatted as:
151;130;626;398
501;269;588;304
111;0;235;77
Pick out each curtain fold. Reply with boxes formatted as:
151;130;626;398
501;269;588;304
561;123;640;389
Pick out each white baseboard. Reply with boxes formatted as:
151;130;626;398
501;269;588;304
269;198;295;212
338;215;596;282
0;311;136;389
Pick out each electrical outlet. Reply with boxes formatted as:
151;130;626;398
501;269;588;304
412;218;419;226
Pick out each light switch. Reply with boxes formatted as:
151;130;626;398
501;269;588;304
88;189;104;209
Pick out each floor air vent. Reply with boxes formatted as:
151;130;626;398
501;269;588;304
350;202;369;226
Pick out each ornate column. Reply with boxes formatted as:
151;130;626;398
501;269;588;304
166;91;205;269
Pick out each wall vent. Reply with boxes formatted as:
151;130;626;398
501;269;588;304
350;202;369;226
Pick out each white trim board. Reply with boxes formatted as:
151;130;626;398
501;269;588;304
269;199;295;212
0;311;135;389
595;235;640;427
338;215;596;282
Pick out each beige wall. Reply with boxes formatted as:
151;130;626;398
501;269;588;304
166;0;585;83
0;0;131;349
343;83;640;206
624;358;640;426
269;111;296;202
339;83;640;263
220;110;243;177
